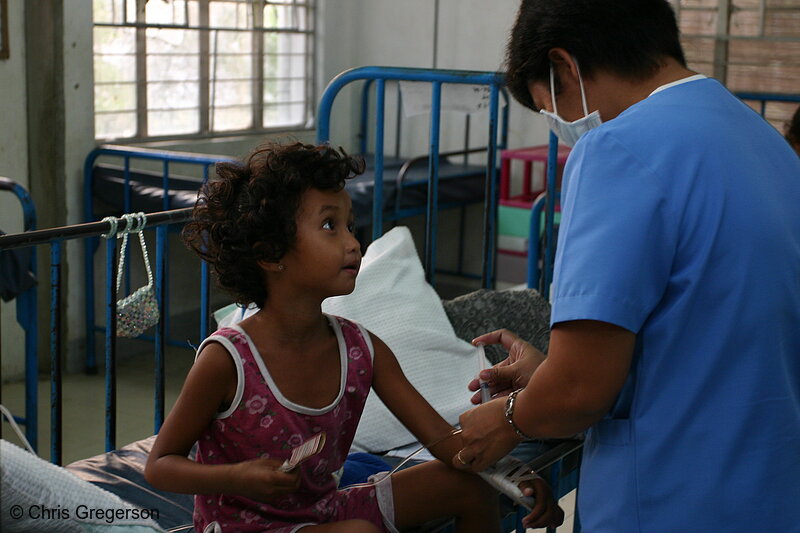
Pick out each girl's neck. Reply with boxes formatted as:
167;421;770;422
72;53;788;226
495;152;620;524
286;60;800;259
250;293;329;345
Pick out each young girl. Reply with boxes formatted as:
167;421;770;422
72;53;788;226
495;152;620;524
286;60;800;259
144;142;562;533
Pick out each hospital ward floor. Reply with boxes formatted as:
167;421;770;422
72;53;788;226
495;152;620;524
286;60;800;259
1;345;576;533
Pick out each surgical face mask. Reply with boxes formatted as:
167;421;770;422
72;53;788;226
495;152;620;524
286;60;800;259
539;60;602;147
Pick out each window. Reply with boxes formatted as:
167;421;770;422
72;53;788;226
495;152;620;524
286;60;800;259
675;0;800;129
93;0;315;140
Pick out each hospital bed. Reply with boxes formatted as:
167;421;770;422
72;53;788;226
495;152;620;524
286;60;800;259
2;67;583;533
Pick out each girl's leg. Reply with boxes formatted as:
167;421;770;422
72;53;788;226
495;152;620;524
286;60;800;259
391;460;501;533
298;520;381;533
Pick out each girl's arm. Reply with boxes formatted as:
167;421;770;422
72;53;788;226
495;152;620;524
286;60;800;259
369;333;464;463
144;342;299;501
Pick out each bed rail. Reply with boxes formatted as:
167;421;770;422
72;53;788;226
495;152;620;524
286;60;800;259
1;208;194;464
0;177;38;451
317;66;506;289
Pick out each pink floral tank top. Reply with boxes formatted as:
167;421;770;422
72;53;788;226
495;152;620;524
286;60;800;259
193;314;374;532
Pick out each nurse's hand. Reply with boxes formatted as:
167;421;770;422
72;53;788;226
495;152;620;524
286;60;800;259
467;329;545;404
452;397;521;472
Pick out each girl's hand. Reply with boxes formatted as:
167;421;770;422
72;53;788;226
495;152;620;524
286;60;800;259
519;476;565;529
454;398;520;472
467;329;545;404
229;457;301;503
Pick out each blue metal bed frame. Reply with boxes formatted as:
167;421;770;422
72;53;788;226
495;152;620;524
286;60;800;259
83;146;236;374
318;66;506;288
0;177;38;451
2;208;196;464
527;91;800;298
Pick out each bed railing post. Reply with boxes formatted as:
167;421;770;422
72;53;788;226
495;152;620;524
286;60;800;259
543;131;559;300
123;158;133;296
200;260;210;342
50;241;63;465
105;235;118;453
425;82;443;285
154;225;168;433
200;166;211;343
20;281;38;451
372;79;386;241
527;193;547;292
359;79;374;156
84;149;101;375
481;83;501;289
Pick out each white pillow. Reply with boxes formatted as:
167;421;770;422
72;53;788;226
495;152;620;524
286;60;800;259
322;226;478;452
0;439;164;533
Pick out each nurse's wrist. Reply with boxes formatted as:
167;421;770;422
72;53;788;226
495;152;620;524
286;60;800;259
504;388;535;441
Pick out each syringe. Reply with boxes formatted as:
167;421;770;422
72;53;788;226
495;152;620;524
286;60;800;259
476;343;492;404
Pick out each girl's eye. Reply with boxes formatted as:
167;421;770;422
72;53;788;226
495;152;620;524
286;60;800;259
322;219;334;230
347;222;355;233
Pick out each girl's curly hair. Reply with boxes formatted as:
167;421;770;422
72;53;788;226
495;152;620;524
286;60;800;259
182;142;364;308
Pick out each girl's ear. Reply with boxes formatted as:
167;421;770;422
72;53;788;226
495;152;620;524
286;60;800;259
258;260;285;272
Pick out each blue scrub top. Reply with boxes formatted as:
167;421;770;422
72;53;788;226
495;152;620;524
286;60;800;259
550;78;800;532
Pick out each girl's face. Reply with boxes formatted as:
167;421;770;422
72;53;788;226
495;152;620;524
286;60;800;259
278;187;361;298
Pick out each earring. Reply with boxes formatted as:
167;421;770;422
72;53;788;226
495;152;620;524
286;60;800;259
278;264;285;271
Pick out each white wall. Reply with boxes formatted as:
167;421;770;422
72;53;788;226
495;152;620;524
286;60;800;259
0;0;30;380
318;0;549;152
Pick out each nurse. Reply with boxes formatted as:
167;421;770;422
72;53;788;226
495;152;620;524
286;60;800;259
453;1;800;532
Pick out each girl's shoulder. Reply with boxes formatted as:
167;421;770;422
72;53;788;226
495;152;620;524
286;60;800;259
195;326;253;361
326;314;375;360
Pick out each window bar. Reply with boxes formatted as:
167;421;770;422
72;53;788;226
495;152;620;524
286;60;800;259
210;29;220;131
50;242;64;465
135;0;149;137
199;0;211;133
306;4;316;126
104;235;118;453
425;81;443;286
252;2;265;129
372;79;386;242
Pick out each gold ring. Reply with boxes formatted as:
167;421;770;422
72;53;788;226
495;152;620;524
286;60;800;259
456;450;469;466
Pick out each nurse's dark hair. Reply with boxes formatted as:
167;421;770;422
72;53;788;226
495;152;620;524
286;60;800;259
505;0;687;109
182;141;364;308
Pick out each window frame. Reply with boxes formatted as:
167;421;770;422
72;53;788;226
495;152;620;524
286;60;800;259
92;0;316;142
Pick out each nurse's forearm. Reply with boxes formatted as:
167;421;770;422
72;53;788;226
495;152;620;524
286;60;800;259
510;320;635;438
